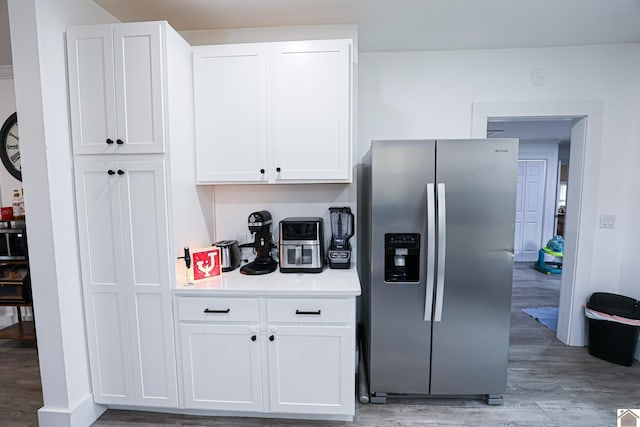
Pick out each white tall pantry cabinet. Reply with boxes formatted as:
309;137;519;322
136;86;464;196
67;22;210;407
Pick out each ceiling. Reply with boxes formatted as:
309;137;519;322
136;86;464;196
0;0;11;66
487;119;573;142
93;0;640;52
2;0;640;66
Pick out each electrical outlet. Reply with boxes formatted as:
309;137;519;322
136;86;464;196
599;214;616;229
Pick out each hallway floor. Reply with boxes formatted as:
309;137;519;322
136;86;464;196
2;264;639;426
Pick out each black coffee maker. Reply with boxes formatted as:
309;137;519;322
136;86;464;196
239;210;278;275
327;207;354;269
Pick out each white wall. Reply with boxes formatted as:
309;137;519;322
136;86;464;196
359;43;640;346
0;77;21;207
0;75;24;327
7;0;117;426
619;44;640;359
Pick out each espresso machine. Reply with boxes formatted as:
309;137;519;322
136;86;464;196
239;210;278;275
327;207;354;269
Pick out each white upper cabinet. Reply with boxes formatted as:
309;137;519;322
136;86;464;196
194;39;353;184
270;40;351;182
193;44;269;183
67;22;166;155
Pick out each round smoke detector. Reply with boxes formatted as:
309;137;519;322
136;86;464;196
530;68;546;86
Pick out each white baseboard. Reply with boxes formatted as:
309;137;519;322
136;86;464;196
37;394;106;427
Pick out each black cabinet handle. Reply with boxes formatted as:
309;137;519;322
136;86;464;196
116;139;124;145
251;335;257;341
203;308;231;314
117;169;125;175
260;168;265;174
106;138;114;145
276;167;281;173
296;309;322;315
269;335;275;342
107;169;115;175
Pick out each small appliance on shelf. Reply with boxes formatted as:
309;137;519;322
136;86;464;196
213;240;241;272
279;217;324;273
239;211;278;275
327;207;354;269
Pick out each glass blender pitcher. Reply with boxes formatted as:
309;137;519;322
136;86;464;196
328;207;354;269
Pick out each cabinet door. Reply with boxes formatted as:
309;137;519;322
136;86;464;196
75;157;177;406
267;325;354;415
117;158;178;407
113;23;166;154
67;25;118;155
68;23;166;155
180;323;263;411
270;40;352;183
74;156;135;404
193;44;269;183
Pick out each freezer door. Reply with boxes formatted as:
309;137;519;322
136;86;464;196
430;139;518;395
367;140;436;395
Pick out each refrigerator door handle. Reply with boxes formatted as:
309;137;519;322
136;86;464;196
424;183;436;322
435;183;446;322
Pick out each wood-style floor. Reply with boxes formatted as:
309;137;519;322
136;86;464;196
2;264;640;426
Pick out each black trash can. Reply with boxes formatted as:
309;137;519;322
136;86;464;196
586;292;640;366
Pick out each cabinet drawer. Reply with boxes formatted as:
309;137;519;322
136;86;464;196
177;297;259;323
266;298;352;324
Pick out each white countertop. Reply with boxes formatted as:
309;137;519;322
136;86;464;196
174;263;361;297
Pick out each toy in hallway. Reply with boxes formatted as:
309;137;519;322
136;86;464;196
534;236;564;275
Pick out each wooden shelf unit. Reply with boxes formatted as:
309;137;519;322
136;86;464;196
0;220;34;341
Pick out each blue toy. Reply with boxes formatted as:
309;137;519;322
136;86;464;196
534;236;564;275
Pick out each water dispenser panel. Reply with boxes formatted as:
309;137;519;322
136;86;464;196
384;233;420;282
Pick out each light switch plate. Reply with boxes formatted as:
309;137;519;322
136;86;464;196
599;214;616;229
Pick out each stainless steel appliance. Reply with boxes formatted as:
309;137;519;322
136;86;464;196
279;217;324;273
0;221;28;261
213;240;241;272
239;211;278;275
328;207;354;269
358;139;518;404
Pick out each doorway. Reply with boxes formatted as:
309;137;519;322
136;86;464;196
487;119;573;332
472;100;604;347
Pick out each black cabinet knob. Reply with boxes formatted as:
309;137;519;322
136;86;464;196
116;139;124;145
276;167;281;173
260;168;265;174
251;335;257;342
106;138;114;145
117;169;125;175
107;169;115;175
269;335;275;342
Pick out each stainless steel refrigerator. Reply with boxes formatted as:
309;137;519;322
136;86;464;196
358;139;518;404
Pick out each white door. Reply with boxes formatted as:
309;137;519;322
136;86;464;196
193;44;269;183
514;160;547;262
267;325;353;415
117;159;178;407
180;323;263;411
113;23;166;154
74;156;135;404
67;25;118;155
75;157;178;406
270;40;352;182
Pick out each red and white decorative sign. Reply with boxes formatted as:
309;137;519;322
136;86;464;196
191;246;221;281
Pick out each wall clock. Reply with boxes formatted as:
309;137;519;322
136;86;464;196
0;112;20;181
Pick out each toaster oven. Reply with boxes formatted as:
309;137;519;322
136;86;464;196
279;217;324;273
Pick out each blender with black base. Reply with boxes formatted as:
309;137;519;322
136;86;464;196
239;210;278;275
328;207;354;269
